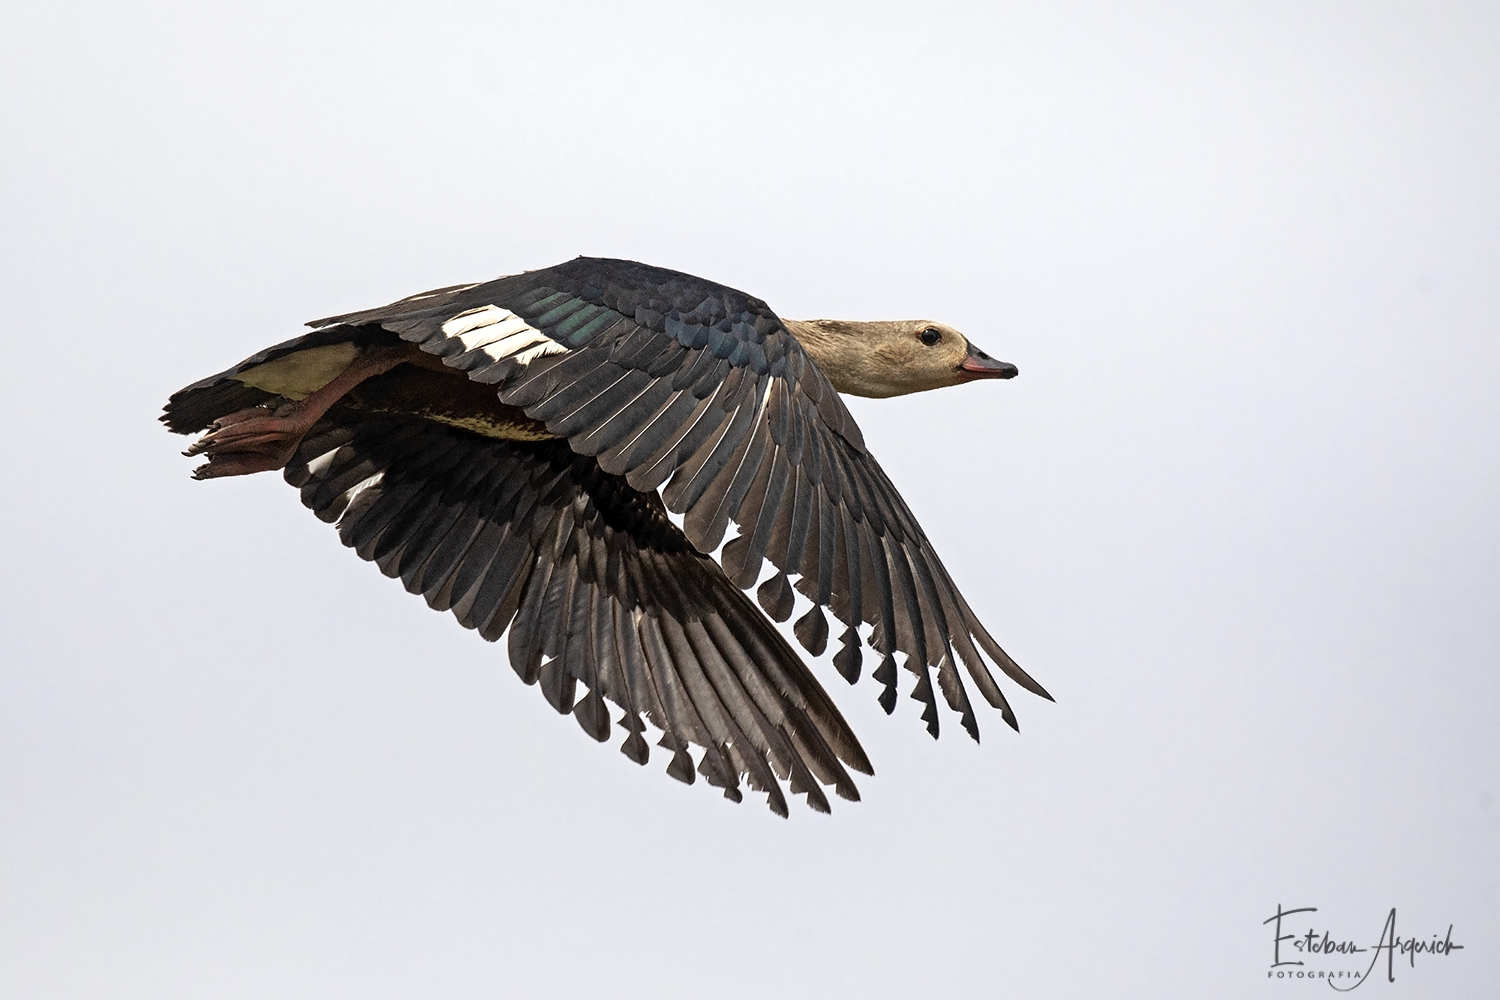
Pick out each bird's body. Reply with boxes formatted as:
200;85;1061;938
163;256;1048;814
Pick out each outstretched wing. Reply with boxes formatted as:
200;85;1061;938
284;414;870;815
313;257;1050;740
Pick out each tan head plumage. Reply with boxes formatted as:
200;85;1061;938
782;319;1018;398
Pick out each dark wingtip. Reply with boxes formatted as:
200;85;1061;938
961;711;980;743
846;748;875;777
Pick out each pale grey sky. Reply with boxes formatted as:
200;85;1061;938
2;2;1496;997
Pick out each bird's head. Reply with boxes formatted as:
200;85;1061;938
782;319;1018;399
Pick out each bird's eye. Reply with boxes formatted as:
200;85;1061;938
920;328;942;346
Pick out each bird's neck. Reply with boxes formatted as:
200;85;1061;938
782;319;901;398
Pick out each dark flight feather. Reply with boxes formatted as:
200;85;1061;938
281;415;868;812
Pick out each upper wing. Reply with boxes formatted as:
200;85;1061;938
312;257;1050;739
285;414;870;815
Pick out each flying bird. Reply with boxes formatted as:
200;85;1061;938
162;257;1050;815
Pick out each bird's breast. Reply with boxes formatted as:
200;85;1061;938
341;361;557;442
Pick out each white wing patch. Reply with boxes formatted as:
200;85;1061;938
441;305;516;340
438;305;570;366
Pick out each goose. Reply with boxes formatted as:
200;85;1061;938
162;257;1051;815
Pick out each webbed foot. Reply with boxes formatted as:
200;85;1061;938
185;400;311;478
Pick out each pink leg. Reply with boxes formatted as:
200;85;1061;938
187;346;408;479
